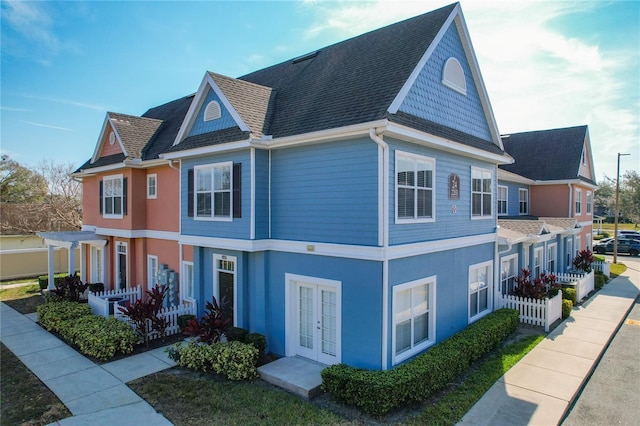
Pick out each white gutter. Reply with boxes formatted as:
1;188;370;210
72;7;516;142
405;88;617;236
168;160;180;171
567;183;573;217
369;127;390;370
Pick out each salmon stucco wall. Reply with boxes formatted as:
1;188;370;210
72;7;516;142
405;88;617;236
145;166;180;232
530;185;570;217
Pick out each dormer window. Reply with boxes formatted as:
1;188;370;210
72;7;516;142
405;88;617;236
442;57;466;95
204;101;221;122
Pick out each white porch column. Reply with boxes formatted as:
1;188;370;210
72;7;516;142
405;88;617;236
47;245;55;290
68;242;78;277
79;243;86;282
101;244;107;284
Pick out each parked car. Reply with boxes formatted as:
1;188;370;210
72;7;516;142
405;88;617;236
618;230;640;239
593;238;640;256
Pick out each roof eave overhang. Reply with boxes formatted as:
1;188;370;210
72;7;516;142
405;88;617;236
498;169;535;185
161;139;253;160
73;158;170;177
532;179;598;190
384;123;512;164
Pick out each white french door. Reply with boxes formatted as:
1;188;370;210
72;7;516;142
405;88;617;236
286;274;341;365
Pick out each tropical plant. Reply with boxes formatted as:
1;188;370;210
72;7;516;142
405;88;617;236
182;296;231;344
573;249;594;273
511;268;560;300
118;284;168;346
49;275;88;302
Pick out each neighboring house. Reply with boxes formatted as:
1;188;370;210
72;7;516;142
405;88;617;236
496;125;597;293
158;2;513;371
41;95;196;301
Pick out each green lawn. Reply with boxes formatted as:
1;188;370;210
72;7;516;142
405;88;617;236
0;283;45;314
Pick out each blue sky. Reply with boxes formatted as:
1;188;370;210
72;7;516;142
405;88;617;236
1;0;638;181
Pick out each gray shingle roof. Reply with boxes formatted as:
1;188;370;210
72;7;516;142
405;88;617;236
499;125;593;184
209;73;274;138
164;127;250;153
141;95;194;160
108;112;163;158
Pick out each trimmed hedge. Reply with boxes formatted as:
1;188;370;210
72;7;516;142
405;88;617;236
594;271;607;289
37;301;138;361
167;340;259;380
37;273;68;290
562;299;573;319
562;287;577;305
321;308;519;416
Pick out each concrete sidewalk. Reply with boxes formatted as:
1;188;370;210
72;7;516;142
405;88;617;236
0;302;175;426
459;269;640;426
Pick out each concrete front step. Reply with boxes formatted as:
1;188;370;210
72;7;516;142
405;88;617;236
258;356;325;399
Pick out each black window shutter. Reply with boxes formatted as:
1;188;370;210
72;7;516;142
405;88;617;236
233;163;241;218
187;169;194;217
122;177;128;215
99;180;103;214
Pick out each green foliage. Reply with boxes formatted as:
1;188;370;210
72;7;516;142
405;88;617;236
512;269;560;299
562;299;573;319
49;275;88;302
594;271;607;289
37;273;67;290
0;156;48;203
562;287;577;305
167;340;259;381
245;333;267;360
183;297;231;344
117;284;168;346
37;300;137;361
177;314;196;330
572;249;594;273
225;327;249;343
88;283;105;293
321;308;519;416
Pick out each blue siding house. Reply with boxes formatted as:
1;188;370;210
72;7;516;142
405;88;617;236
160;3;514;370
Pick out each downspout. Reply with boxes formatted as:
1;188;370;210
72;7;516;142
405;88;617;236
168;160;180;171
369;127;390;370
567;183;573;217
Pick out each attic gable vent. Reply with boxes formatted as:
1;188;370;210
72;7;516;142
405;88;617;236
292;50;320;64
204;101;221;121
109;132;116;145
442;57;467;95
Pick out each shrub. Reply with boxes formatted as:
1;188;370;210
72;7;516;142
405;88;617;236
562;287;577;305
183;296;231;344
49;275;89;302
225;326;249;343
37;301;92;331
167;340;259;380
88;283;105;293
573;249;594;273
512;268;559;300
177;314;196;330
321;308;519;416
594;272;607;289
117;284;168;346
38;273;68;290
562;299;573;319
245;332;267;360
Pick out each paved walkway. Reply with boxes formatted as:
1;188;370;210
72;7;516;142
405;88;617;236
0;302;175;426
460;268;640;426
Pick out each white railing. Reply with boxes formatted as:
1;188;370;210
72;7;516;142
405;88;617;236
592;261;610;278
88;285;142;317
556;271;594;302
114;302;196;341
498;290;563;332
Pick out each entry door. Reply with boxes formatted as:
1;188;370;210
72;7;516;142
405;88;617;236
116;242;127;290
296;282;339;365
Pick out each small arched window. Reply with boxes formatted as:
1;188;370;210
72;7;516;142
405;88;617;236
442;57;467;95
204;101;221;121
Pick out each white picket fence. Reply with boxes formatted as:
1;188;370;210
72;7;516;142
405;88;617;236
592;261;610;277
498;290;563;332
88;285;142;317
114;302;196;341
556;271;594;302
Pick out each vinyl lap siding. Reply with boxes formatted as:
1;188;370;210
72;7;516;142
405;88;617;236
189;87;238;137
389;139;497;245
270;138;379;246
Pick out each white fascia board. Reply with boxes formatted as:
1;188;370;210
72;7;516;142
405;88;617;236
259;119;389;149
161;139;253;160
91;227;180;241
74;158;169;176
453;12;503;149
385;123;512;164
74;162;126;176
173;73;250;147
387;6;456;115
578;220;593;228
532;179;598;190
385;233;496;260
498;169;534;185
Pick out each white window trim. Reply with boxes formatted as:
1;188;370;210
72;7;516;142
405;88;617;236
442;57;467;95
586;191;592;215
395;151;436;224
471;167;493;220
533;247;544;278
213;254;237;326
147;174;157;199
547;243;557;273
204;101;221;122
500;253;518;295
575;188;582;215
576;235;582;253
115;241;128;290
147;255;158;290
497;185;508;216
468;260;493;323
194;162;233;222
181;261;195;304
392;275;437;365
519;188;529;215
103;174;124;219
566;239;573;269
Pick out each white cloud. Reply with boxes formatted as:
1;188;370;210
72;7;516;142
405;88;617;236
20;94;108;111
22;120;72;131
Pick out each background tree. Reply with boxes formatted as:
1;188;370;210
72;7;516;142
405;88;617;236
0;155;48;203
36;159;82;231
619;170;640;226
594;176;615;214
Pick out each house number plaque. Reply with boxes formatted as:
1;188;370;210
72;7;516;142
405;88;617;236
449;174;460;200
